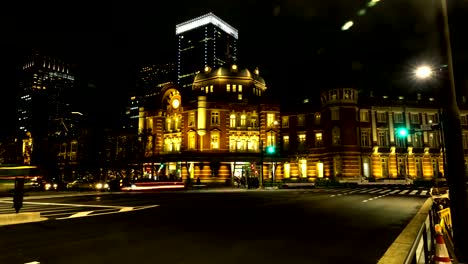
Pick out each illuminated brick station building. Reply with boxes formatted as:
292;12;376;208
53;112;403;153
138;63;468;185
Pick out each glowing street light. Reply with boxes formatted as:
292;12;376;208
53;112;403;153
341;21;354;31
414;65;433;79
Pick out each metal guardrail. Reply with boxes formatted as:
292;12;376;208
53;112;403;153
404;208;435;264
404;199;457;264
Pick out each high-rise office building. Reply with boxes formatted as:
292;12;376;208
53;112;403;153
176;12;238;91
124;63;176;132
17;51;76;136
17;50;76;164
138;62;176;109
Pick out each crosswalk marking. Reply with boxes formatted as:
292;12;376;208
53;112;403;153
389;190;401;194
0;201;159;220
378;189;392;194
399;190;410;194
420;190;428;196
409;190;418;195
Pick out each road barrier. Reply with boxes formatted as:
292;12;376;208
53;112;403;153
434;224;452;263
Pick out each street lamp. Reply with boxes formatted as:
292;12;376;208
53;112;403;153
414;64;447;179
414;65;433;80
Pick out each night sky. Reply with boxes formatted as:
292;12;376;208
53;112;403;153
2;0;467;136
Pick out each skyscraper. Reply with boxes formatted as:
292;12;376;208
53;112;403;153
176;12;238;91
18;51;75;135
124;62;176;131
17;50;76;164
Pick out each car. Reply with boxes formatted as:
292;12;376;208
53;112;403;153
94;181;110;191
67;179;95;191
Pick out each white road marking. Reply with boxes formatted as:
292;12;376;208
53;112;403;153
24;261;40;264
118;207;134;212
56;205;159;220
389;190;400;194
399;190;410;194
69;211;94;218
420;190;428;196
360;188;378;193
369;189;382;193
378;189;392;194
409;190;418;195
330;195;336;197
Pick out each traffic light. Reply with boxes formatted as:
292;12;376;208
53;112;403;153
397;127;408;137
266;145;276;154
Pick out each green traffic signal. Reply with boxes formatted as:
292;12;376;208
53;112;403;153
266;146;276;154
397;127;408;137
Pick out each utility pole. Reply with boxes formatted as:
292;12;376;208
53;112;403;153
439;0;468;261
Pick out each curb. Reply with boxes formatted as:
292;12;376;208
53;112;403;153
377;198;433;264
0;212;47;226
0;191;121;201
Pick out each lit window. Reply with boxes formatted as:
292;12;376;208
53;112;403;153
211;132;220;150
210;85;213;93
230;114;236;128
315;113;321;125
299;134;306;143
226;84;230;92
284;163;290;178
188;112;195;127
238;85;242;92
241;115;246;126
233;84;237;92
315;133;322;147
250;116;257;127
267;113;275;126
238;94;242;100
188;132;196;149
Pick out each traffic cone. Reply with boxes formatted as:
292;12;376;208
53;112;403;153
434;224;452;264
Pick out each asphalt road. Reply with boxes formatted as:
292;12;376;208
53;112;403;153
0;187;428;264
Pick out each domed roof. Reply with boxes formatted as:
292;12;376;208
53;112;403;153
194;64;265;85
